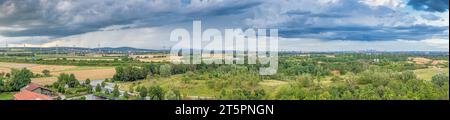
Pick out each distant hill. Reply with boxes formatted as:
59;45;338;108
91;47;156;52
2;47;159;54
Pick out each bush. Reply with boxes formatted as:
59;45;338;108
95;84;102;92
159;64;172;77
0;78;4;92
398;71;416;82
139;87;148;99
165;89;181;100
148;85;165;100
42;69;51;77
296;75;313;87
123;91;129;99
84;79;91;86
357;71;390;85
330;76;342;82
112;84;120;97
432;74;449;87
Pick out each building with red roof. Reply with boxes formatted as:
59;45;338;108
14;83;54;100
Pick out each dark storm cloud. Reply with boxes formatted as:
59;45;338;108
279;25;448;41
408;0;449;12
258;0;449;41
0;0;448;44
0;0;261;37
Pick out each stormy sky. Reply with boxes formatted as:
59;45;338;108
0;0;448;51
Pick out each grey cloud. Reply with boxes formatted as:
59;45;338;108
421;14;441;21
279;25;449;41
246;0;448;41
0;0;260;37
408;0;449;12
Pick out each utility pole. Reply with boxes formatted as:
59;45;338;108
5;39;8;52
97;43;101;54
56;44;59;55
40;44;42;55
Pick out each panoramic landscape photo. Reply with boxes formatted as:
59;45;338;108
0;0;448;100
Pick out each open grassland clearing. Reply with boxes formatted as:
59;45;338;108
0;92;14;100
415;67;449;81
118;75;289;100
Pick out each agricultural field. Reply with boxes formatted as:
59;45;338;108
0;62;115;85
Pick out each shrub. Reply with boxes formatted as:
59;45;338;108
432;74;449;87
42;69;51;77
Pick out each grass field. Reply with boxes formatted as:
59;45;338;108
118;75;217;99
118;75;289;100
0;92;14;100
0;62;115;85
415;67;449;81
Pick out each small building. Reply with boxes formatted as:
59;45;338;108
14;83;54;100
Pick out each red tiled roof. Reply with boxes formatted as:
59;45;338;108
23;83;41;91
14;90;53;100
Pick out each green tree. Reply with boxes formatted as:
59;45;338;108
135;86;141;93
159;64;172;77
182;75;191;84
399;71;416;82
57;85;65;93
149;85;165;100
10;68;33;91
357;70;390;86
139;86;148;99
84;79;91;86
68;74;79;87
123;91;129;99
330;76;342;82
128;85;135;93
95;84;102;92
182;71;194;84
0;78;4;92
432;74;449;87
319;92;332;100
253;89;266;100
112;66;148;82
86;84;93;94
104;89;109;95
297;75;313;87
42;69;51;77
165;90;178;100
104;78;110;82
101;81;106;88
55;73;79;88
173;89;181;100
341;90;353;100
112;84;120;97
